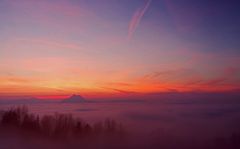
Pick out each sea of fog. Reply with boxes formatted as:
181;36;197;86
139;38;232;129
1;98;240;141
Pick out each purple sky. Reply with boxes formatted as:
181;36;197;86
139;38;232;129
0;0;240;98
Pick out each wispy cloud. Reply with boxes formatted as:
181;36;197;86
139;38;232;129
101;87;136;94
128;0;152;39
16;38;82;50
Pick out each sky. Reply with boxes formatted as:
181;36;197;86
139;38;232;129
0;0;240;98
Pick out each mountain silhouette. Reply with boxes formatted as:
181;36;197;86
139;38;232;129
61;94;86;103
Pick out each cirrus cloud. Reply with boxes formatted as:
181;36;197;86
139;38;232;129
128;0;152;40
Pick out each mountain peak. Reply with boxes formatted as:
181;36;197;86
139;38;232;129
62;94;86;103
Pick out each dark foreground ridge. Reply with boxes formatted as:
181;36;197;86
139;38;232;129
0;106;124;139
0;106;240;149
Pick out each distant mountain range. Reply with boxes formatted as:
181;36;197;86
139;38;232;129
3;92;239;105
0;95;87;104
0;97;53;104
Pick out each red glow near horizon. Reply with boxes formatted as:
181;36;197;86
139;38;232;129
36;95;71;100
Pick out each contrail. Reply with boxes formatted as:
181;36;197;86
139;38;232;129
128;0;152;40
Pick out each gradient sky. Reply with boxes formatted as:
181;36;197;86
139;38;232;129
0;0;240;98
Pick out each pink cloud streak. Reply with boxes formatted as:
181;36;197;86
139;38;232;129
128;0;152;39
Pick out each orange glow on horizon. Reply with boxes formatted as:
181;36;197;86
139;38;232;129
36;95;70;100
0;77;238;99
